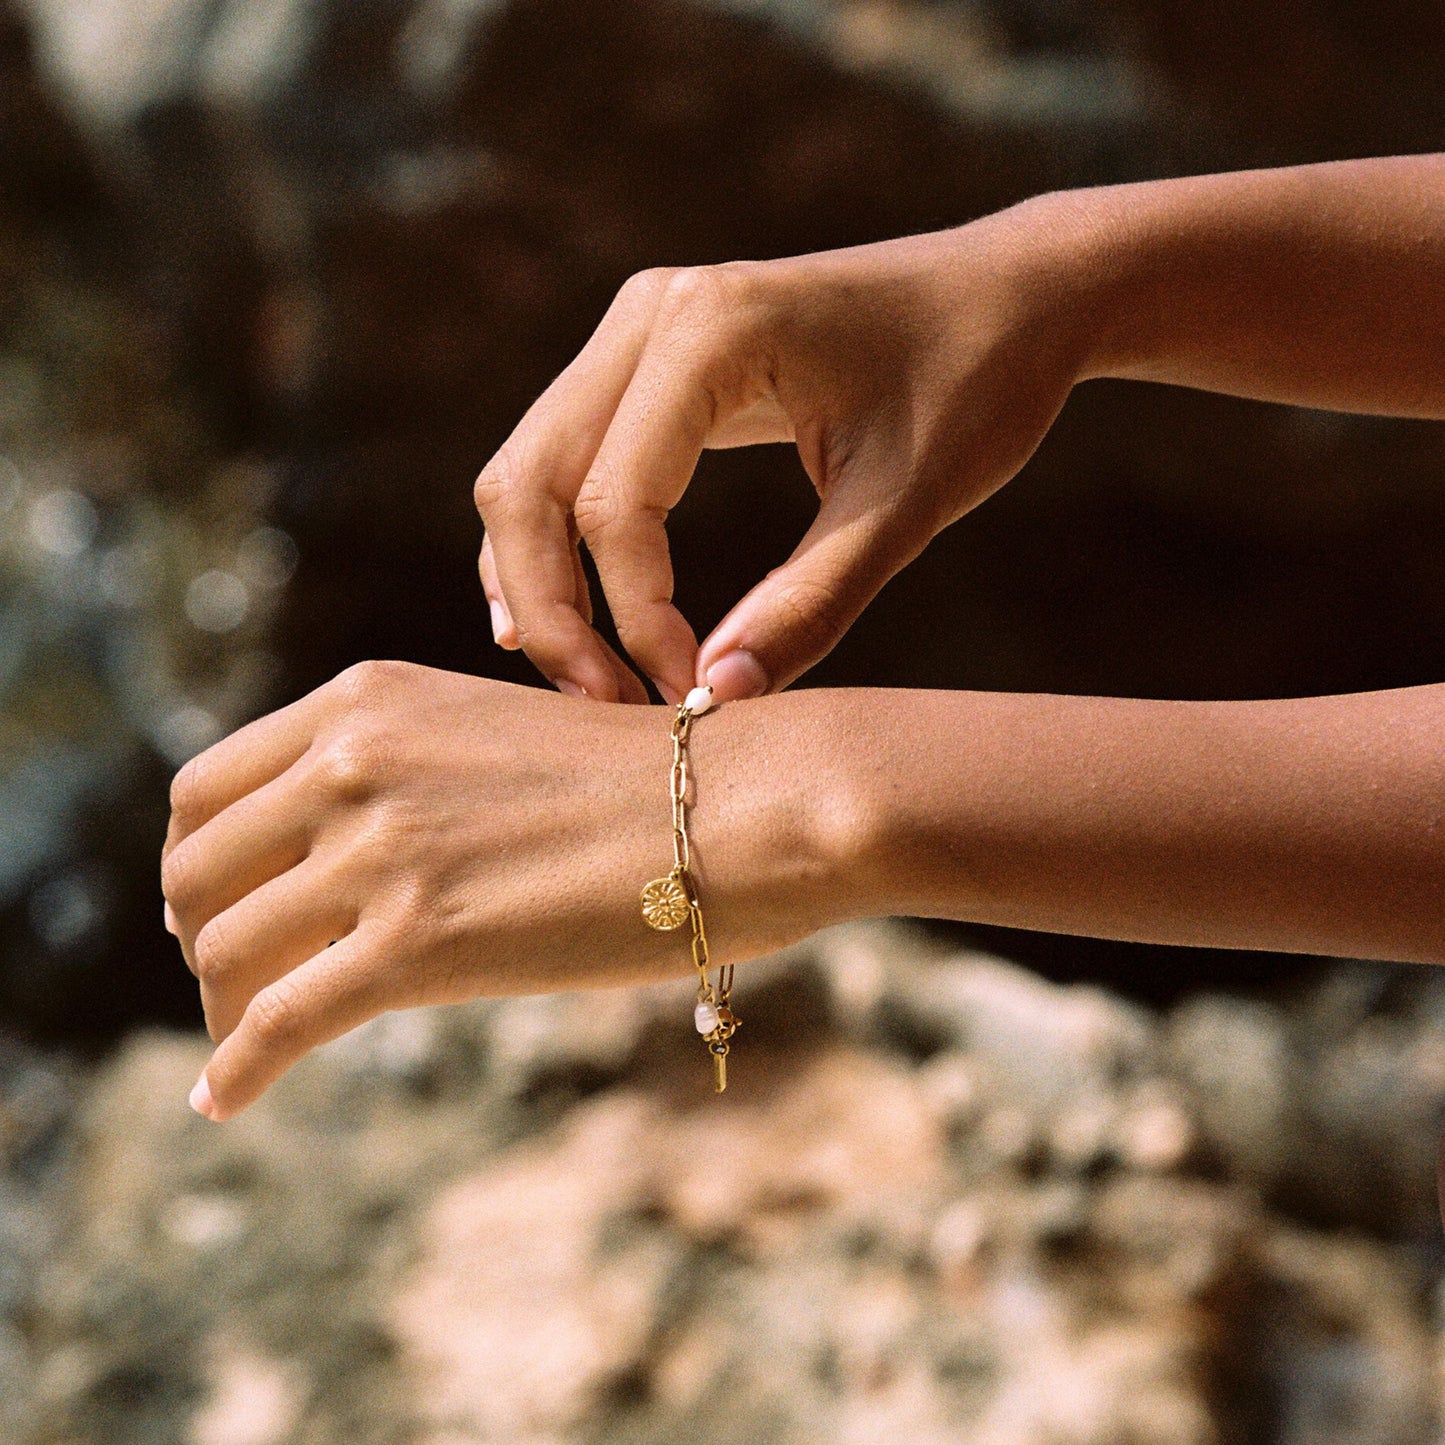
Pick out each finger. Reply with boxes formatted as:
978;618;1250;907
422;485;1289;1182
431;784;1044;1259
485;514;650;705
696;472;922;700
577;330;736;698
566;526;594;629
603;643;653;705
560;526;651;704
191;921;391;1122
483;527;643;697
483;487;630;700
476;270;672;699
486;501;651;703
479;532;519;649
194;855;359;1042
164;686;325;856
162;758;318;953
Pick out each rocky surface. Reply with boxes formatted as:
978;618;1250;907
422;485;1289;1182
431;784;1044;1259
5;921;1444;1443
4;7;1445;1435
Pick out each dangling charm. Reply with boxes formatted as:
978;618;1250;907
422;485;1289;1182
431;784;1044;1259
694;995;720;1034
710;1039;728;1092
697;984;739;1092
640;872;690;931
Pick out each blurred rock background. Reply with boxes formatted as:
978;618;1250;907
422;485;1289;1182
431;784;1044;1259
10;924;1445;1443
2;0;1444;1439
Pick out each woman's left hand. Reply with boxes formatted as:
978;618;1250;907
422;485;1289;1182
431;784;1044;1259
160;661;858;1120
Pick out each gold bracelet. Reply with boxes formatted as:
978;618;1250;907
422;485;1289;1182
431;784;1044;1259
639;684;739;1093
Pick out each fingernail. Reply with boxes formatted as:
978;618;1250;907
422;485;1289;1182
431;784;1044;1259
704;649;768;702
488;598;511;643
189;1074;216;1121
649;676;682;705
164;900;178;936
554;678;587;698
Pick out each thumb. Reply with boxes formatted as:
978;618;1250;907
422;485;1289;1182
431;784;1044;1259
696;485;919;700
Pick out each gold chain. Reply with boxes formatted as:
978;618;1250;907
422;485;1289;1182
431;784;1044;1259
639;689;738;1091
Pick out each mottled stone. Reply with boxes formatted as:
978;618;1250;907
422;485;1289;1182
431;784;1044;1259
10;924;1444;1443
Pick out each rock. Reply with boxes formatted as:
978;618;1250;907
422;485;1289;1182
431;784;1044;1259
391;1094;678;1442
895;951;1155;1103
1164;994;1292;1187
1284;972;1445;1232
189;1333;306;1445
1111;1080;1194;1174
0;1031;79;1443
1161;971;1445;1236
9;922;1444;1443
1248;1228;1437;1445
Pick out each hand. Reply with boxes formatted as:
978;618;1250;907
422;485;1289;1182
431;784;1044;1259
160;661;854;1119
475;193;1095;704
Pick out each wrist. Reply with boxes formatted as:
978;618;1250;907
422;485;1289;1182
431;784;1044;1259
686;689;890;958
980;186;1133;389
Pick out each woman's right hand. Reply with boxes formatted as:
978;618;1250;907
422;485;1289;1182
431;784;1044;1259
474;193;1102;705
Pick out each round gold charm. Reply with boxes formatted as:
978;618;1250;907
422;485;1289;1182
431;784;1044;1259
640;875;690;931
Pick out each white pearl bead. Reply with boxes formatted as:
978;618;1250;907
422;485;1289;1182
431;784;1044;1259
694;999;720;1034
683;685;714;715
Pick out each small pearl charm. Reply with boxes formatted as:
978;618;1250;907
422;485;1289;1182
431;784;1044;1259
694;998;720;1034
683;685;714;716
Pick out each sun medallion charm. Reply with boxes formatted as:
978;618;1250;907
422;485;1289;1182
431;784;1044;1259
640;874;690;931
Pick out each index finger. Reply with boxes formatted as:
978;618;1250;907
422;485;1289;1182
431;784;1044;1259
479;483;641;701
474;270;675;701
163;686;325;861
162;689;324;980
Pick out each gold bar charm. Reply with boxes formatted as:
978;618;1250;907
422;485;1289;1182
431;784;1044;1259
711;1044;727;1093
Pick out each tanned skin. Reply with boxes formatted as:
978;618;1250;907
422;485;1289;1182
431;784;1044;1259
160;156;1445;1121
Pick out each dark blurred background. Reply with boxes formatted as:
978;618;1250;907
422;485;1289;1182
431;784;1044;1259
8;8;1445;1443
3;0;1444;1047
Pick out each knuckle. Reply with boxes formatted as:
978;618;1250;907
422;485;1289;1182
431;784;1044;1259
160;841;201;911
658;261;755;325
375;880;431;955
572;479;621;539
169;753;213;826
611;593;673;651
473;452;517;516
193;914;236;984
329;658;411;716
771;577;853;650
349;804;406;867
617;266;675;310
659;264;722;319
507;614;573;668
311;729;385;799
248;978;303;1048
390;874;429;927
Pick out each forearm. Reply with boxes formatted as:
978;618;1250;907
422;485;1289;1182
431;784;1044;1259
762;684;1445;965
1038;155;1445;416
